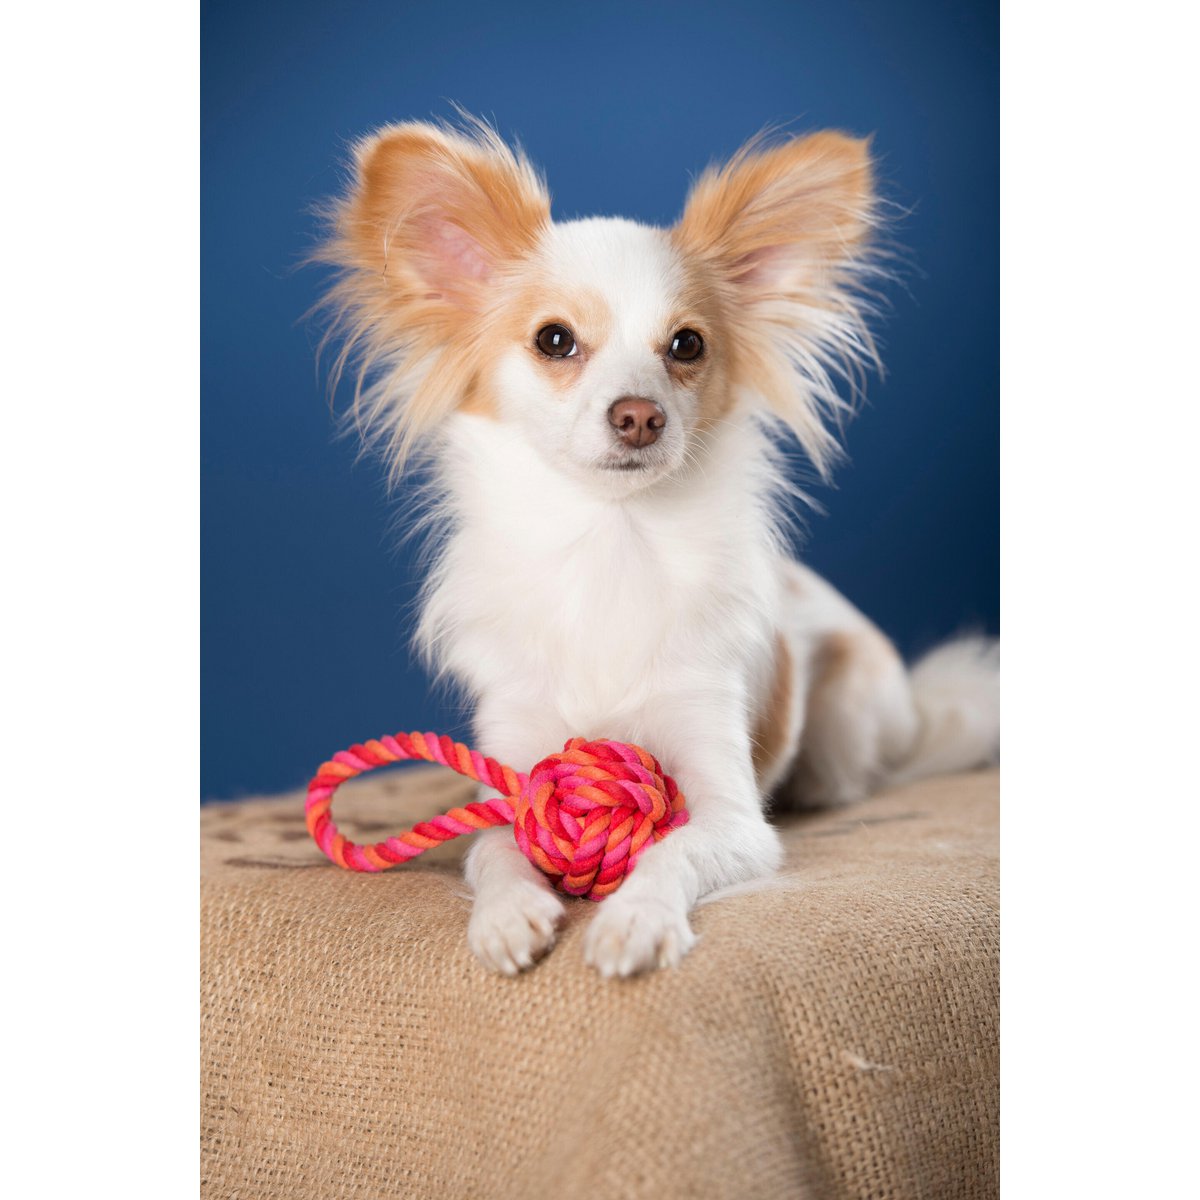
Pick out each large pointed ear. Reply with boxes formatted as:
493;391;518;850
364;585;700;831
343;119;550;313
673;132;879;476
317;119;551;475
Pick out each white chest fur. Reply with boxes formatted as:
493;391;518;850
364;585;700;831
417;415;783;733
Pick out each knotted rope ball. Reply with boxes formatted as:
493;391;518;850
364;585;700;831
306;732;689;900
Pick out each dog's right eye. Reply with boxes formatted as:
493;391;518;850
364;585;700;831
536;324;577;358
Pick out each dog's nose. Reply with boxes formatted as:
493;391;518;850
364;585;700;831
608;397;666;448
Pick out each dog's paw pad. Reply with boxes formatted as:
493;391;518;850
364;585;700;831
468;883;565;976
583;896;697;978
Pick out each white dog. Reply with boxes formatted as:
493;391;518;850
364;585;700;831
317;117;999;978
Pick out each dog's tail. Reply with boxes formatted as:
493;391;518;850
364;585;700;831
886;635;1000;789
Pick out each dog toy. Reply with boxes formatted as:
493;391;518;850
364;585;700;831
306;732;689;900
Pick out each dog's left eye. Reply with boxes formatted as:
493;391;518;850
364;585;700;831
536;324;578;358
669;329;704;361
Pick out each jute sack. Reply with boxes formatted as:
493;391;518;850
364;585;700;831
201;768;999;1200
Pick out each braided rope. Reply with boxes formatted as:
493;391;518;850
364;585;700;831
306;732;689;900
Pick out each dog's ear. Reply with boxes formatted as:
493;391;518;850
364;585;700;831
317;120;550;476
343;121;550;313
673;132;880;476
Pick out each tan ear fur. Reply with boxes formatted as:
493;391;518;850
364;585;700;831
672;132;880;477
347;122;550;310
316;119;551;478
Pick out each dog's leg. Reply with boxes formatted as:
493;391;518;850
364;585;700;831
783;626;916;806
776;562;920;808
583;690;783;978
464;699;571;975
465;829;566;975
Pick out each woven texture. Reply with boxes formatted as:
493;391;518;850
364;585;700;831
202;768;999;1200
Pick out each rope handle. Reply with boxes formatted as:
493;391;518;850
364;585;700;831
306;731;526;872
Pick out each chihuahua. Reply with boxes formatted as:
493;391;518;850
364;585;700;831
316;117;999;978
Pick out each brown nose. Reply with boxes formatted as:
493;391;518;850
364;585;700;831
608;397;666;448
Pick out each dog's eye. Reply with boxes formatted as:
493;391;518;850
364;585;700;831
669;329;704;362
536;324;577;358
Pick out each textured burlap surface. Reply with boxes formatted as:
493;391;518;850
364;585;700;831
201;768;998;1200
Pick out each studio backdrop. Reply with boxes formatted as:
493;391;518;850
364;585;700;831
202;0;998;801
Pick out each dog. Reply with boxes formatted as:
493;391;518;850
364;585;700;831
316;116;999;978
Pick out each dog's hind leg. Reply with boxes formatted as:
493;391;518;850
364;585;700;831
773;562;920;809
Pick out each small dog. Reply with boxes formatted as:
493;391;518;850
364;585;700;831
317;117;999;978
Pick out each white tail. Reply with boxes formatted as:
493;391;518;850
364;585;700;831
888;636;1000;788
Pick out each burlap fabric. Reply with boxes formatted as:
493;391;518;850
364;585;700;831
201;768;999;1199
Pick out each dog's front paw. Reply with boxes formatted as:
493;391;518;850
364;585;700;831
583;894;697;978
468;881;565;976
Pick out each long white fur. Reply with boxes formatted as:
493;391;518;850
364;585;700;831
319;123;1000;978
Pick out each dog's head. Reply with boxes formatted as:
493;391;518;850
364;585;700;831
319;117;879;492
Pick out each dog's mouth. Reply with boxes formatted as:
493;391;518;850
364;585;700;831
590;436;677;483
599;444;660;472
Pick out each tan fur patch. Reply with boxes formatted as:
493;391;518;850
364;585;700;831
494;277;615;391
315;120;552;464
816;630;856;672
807;628;894;708
458;371;497;417
673;132;873;267
660;259;737;427
752;633;795;785
350;123;550;311
784;567;807;597
669;131;878;475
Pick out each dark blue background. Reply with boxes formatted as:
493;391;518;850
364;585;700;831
202;0;998;801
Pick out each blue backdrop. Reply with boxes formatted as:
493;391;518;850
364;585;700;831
202;0;998;801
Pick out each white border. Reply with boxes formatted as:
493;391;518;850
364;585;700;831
2;1;198;1192
4;0;1197;1193
1004;1;1197;1194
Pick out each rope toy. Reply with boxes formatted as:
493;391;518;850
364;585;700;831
306;732;689;900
